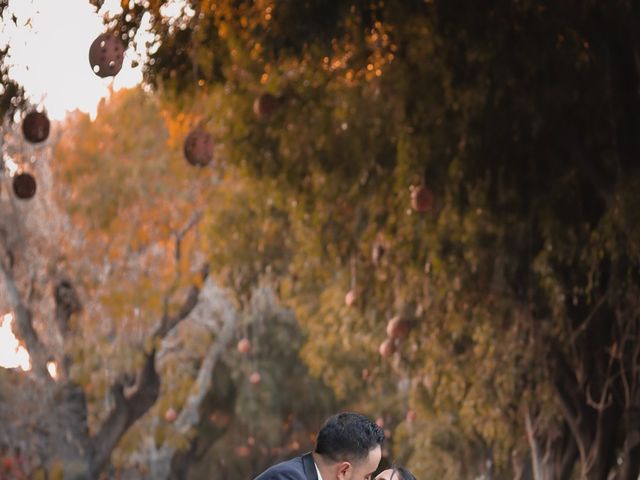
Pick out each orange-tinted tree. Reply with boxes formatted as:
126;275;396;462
100;1;640;479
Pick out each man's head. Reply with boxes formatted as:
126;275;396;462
313;412;385;480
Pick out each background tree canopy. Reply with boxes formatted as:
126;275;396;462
1;0;640;479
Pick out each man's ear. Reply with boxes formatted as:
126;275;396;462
336;461;352;480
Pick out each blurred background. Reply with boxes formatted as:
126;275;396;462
0;1;639;479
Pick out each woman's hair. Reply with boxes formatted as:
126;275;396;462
389;466;416;480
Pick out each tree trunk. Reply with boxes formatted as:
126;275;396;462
130;279;239;479
0;264;209;478
618;408;640;480
525;411;577;480
550;344;620;480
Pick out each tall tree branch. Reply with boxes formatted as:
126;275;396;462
162;211;203;319
89;264;209;476
146;280;239;479
54;276;82;337
155;263;209;340
549;343;592;465
174;282;237;435
174;210;203;266
525;410;543;480
89;350;160;477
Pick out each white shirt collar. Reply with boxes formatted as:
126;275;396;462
314;461;324;480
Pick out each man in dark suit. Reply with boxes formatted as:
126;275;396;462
254;412;385;480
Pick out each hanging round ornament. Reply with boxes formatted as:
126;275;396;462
22;111;50;143
237;338;251;354
183;128;214;167
410;184;434;212
386;316;412;339
249;371;261;385
13;172;37;200
378;338;395;358
253;93;281;120
89;33;125;78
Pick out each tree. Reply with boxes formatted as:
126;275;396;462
0;84;338;479
0;106;222;477
0;2;26;120
101;1;640;478
52;87;338;479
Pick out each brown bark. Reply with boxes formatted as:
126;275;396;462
550;344;620;480
525;411;578;480
54;276;82;337
88;265;210;477
619;408;640;480
89;350;160;477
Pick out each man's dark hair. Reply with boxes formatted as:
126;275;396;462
314;412;385;463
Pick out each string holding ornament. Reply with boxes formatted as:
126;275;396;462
345;255;357;307
181;8;218;169
248;306;262;386
236;288;251;355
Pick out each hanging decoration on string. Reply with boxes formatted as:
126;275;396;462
181;7;217;169
386;315;412;340
378;338;395;358
237;337;251;354
89;33;125;78
345;255;357;307
183;127;214;167
249;371;261;385
247;316;261;386
410;167;434;213
379;311;414;363
12;172;37;200
410;184;433;212
253;92;282;121
164;406;177;423
22;111;50;143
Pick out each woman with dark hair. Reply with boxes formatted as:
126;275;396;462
375;465;416;480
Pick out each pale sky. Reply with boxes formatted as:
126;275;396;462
0;314;30;370
0;1;190;369
2;0;149;120
0;0;151;369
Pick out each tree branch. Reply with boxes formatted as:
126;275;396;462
89;264;209;476
0;259;50;379
132;279;239;480
154;264;209;340
549;344;592;464
162;211;204;320
89;350;160;477
174;283;237;435
54;276;82;338
620;408;640;480
569;294;608;344
525;410;543;480
556;422;579;480
174;210;203;266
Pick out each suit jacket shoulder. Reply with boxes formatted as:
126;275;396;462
253;453;319;480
